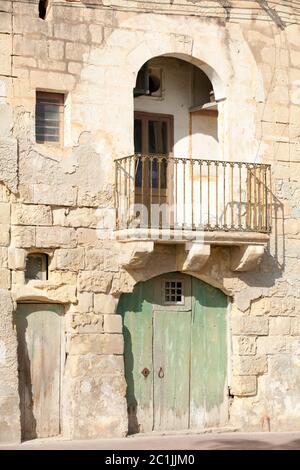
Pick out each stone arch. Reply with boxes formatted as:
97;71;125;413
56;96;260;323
131;51;225;102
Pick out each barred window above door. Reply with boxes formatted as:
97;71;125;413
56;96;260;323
35;91;64;144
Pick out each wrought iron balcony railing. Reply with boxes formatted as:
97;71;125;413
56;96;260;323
115;155;272;234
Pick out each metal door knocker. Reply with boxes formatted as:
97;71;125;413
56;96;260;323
141;367;150;378
158;367;164;378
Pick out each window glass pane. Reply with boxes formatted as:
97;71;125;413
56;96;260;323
149;120;167;188
134;119;142;153
148;120;167;154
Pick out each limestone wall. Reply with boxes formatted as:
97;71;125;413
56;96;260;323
0;0;299;440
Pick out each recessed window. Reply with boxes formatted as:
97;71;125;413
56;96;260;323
25;254;48;282
39;0;48;19
164;280;183;304
134;65;162;97
35;91;64;144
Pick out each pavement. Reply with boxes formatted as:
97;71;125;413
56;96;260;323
1;431;300;450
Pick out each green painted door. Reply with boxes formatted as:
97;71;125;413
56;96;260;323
16;303;63;440
153;310;191;431
118;273;227;434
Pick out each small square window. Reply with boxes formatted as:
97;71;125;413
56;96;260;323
25;254;48;282
164;280;183;305
35;91;64;144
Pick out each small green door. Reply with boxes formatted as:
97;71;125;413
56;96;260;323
118;273;227;434
153;309;191;431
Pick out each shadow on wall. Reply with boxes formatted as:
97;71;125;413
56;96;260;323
238;192;285;290
14;312;37;442
123;325;139;435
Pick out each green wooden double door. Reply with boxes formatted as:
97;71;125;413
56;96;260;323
118;273;228;434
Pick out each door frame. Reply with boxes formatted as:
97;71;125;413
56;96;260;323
134;111;174;156
120;273;229;433
134;111;175;227
16;302;65;439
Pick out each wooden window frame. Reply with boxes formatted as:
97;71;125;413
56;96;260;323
134;111;174;156
35;91;65;146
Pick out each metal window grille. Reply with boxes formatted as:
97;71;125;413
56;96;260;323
35;91;64;144
164;280;183;304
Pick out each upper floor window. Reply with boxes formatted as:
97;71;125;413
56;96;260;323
39;0;48;19
35;91;64;144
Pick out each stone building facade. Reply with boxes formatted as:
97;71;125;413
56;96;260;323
0;0;300;442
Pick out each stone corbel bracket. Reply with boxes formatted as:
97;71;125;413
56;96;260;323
177;242;211;272
119;241;154;269
231;245;266;272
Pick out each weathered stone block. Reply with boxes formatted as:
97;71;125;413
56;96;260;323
7;247;26;270
36;227;76;248
232;355;268;376
76;292;93;313
291;318;300;336
13;282;76;303
48;271;77;285
33;184;77;206
257;336;286;354
0;397;21;443
89;24;104;44
53;207;98;228
232;336;257;355
12;203;52;226
0;247;7;268
78;271;112;293
0;138;18;192
0;224;9;247
68;62;82;75
230;376;257;397
48;40;65;60
77;228;101;247
69;333;123;355
11;226;35;248
72;314;104;334
0;268;10;288
67;354;124;378
250;299;266;316
52;248;85;271
103;315;122;333
54;23;88;42
266;297;295;316
85;248;104;270
11;270;25;285
0;203;10;224
286;336;300;354
269;317;291;335
94;293;118;314
65;42;90;61
231;316;269;336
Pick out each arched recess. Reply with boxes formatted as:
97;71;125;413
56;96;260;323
117;272;228;434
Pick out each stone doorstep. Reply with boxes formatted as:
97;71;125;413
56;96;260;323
0;427;239;446
126;426;239;438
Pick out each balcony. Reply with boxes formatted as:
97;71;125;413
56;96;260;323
115;154;271;236
114;155;271;272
